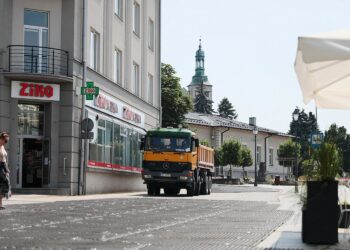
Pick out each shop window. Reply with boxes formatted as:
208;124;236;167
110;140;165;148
88;113;144;170
18;104;44;136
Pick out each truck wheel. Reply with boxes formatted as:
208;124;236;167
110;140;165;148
207;176;212;195
195;177;201;196
187;178;196;196
154;186;161;196
200;175;208;195
147;184;155;196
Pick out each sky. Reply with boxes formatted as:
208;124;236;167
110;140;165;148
161;0;350;133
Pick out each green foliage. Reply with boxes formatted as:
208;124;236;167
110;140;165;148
314;143;341;181
221;140;242;167
194;83;214;114
217;97;238;120
277;139;301;167
301;159;317;181
214;147;223;167
240;147;253;168
324;123;350;172
161;63;193;127
200;139;209;147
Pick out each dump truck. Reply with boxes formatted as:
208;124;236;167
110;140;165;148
140;128;214;196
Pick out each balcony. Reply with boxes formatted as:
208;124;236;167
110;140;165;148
5;45;71;82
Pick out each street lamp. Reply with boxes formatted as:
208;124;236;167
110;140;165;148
292;107;300;193
253;126;258;187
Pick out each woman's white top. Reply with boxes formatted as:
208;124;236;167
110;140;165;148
0;145;7;163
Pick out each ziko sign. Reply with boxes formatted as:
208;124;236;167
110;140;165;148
11;81;60;101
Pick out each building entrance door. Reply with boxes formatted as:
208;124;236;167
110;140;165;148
22;138;43;188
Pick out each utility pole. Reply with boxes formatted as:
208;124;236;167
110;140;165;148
79;0;87;195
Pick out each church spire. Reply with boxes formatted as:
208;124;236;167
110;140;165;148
189;38;208;86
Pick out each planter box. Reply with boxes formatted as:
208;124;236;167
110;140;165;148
302;181;338;244
339;205;350;228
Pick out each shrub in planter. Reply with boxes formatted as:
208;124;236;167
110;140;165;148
302;143;340;245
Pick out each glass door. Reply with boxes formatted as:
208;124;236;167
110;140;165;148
22;138;43;188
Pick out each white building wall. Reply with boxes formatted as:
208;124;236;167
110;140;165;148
188;124;291;179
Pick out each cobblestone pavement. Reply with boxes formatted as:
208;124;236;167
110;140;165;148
0;185;293;249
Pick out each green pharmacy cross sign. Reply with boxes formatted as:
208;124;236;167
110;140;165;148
81;81;99;100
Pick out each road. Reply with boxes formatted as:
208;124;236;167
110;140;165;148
0;185;294;250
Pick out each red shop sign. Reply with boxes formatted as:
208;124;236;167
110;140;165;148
11;81;60;101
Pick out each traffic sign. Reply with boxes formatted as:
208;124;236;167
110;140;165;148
310;132;324;149
81;118;94;132
81;81;99;100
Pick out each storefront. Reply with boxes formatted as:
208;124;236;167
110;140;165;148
84;90;146;193
10;80;60;189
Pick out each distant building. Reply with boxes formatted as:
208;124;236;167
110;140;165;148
185;113;293;179
0;0;161;195
187;40;213;102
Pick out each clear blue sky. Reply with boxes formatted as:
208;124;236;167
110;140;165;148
161;0;350;133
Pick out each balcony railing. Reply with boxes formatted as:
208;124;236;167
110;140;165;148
8;45;69;77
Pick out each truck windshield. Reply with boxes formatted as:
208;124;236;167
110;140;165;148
145;136;191;152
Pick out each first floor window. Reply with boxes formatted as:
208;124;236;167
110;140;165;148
257;146;262;164
114;0;123;19
133;62;140;96
148;73;153;104
269;148;274;166
90;30;100;71
148;18;154;50
114;49;122;85
133;1;140;36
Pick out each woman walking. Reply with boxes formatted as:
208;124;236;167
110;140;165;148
0;132;10;210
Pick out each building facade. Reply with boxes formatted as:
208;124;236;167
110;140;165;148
0;0;161;195
185;113;293;179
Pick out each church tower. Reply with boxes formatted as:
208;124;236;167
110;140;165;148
188;39;213;102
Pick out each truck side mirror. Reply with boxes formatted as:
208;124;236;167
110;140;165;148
140;136;145;151
195;138;199;147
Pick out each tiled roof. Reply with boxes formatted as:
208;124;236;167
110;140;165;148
184;112;292;138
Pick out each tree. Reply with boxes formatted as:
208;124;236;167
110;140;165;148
221;140;242;178
240;147;252;178
194;82;214;114
214;147;223;167
217;97;238;120
289;108;318;161
161;63;193;127
277;139;301;176
324;124;350;172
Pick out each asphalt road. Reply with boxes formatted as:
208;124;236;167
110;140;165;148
0;185;293;250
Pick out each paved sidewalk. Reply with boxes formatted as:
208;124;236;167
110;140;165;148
258;185;350;250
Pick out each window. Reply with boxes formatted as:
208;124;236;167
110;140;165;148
133;62;140;96
114;0;123;19
90;30;100;71
148;73;153;104
133;1;140;36
88;115;144;170
18;104;44;136
24;9;49;73
148;18;154;50
257;146;262;164
269;148;274;166
114;49;122;85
